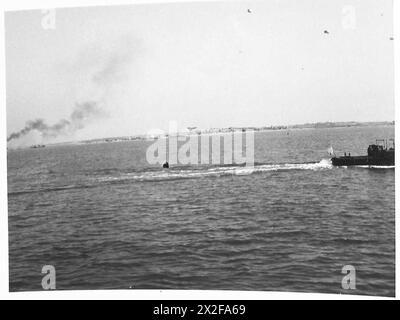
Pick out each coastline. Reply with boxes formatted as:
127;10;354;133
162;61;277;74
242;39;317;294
7;121;395;149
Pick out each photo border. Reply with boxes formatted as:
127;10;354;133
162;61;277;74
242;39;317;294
1;0;398;300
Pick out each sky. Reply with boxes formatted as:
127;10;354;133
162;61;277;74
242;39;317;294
5;0;395;145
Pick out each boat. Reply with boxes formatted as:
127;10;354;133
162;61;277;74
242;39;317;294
331;139;394;166
30;144;46;149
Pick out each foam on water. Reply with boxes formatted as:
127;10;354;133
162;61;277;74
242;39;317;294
97;159;334;183
355;165;395;169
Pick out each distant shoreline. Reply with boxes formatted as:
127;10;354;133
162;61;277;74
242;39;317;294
8;121;395;149
76;121;395;144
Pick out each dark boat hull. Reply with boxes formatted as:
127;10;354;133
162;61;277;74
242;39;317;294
331;156;368;166
331;152;394;166
331;141;394;167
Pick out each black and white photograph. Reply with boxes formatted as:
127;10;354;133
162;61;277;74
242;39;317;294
3;0;396;298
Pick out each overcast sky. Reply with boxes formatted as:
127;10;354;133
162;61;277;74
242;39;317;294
5;0;394;143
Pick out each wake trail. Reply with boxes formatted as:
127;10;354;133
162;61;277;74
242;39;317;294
97;159;334;183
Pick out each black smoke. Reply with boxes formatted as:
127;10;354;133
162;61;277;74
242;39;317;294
7;37;137;144
7;101;103;142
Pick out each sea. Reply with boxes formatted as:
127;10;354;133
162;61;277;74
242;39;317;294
7;125;395;296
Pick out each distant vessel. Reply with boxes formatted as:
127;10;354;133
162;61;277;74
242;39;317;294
30;144;46;149
331;139;394;166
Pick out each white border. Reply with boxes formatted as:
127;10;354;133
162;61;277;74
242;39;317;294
0;0;398;300
394;0;399;302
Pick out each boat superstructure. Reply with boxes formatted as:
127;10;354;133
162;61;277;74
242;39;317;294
331;139;394;166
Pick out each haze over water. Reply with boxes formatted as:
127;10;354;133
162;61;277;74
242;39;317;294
7;125;394;296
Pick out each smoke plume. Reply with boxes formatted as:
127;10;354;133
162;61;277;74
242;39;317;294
7;37;137;144
7;101;104;142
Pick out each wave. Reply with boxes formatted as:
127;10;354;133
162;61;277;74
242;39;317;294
97;159;334;183
12;159;394;195
337;165;395;170
8;184;97;197
354;165;395;169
